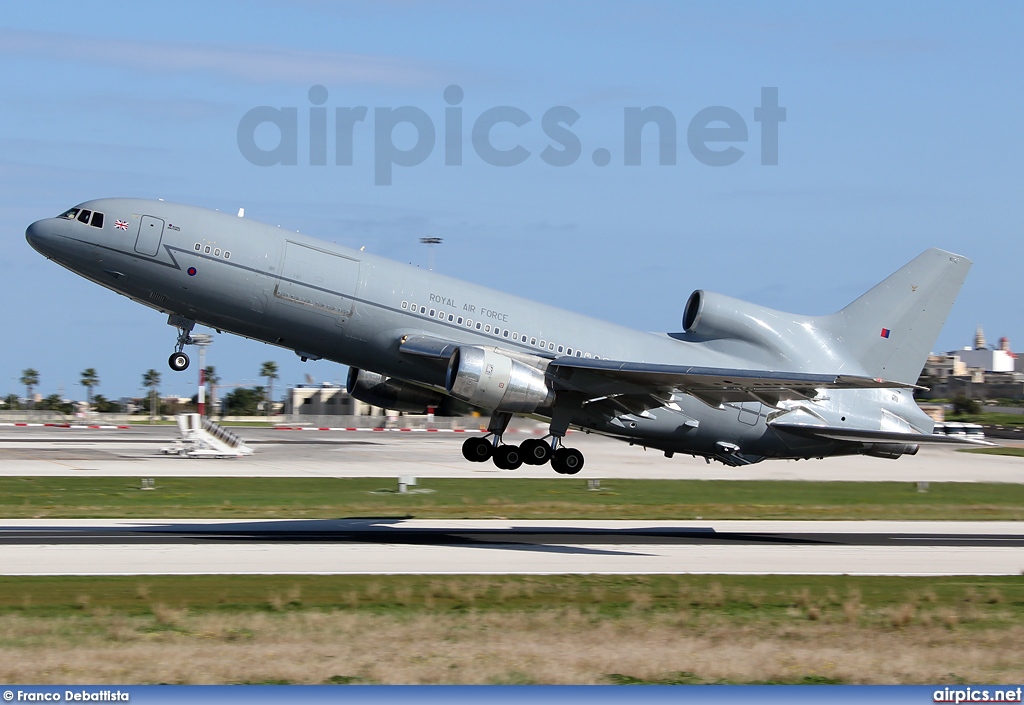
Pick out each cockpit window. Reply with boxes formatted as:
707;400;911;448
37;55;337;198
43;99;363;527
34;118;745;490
60;208;105;227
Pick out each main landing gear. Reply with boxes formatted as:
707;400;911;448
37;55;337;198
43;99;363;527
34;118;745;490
461;411;585;474
167;314;195;372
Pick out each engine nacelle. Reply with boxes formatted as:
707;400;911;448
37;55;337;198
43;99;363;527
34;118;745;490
346;368;445;413
445;346;555;412
682;289;805;358
863;443;920;460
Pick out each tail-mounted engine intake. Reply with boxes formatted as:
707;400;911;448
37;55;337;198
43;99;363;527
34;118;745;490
682;289;806;359
446;346;555;413
347;368;445;413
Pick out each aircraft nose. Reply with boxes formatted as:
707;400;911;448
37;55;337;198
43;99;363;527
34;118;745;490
25;219;54;256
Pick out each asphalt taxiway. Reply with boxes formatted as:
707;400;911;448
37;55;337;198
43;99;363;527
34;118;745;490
0;424;1021;482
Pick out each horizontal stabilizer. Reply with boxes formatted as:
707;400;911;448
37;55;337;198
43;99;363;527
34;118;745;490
770;422;994;446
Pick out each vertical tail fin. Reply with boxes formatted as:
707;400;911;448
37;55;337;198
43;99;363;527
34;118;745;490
820;248;971;384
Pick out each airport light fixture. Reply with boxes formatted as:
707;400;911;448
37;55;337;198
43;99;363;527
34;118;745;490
419;237;443;271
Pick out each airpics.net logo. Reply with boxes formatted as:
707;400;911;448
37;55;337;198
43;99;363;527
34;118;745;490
237;85;786;185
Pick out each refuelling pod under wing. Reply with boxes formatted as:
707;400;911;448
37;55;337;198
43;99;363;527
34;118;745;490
347;368;445;413
446;346;555;413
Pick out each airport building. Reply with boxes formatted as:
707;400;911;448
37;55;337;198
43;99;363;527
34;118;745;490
284;383;382;417
919;327;1024;400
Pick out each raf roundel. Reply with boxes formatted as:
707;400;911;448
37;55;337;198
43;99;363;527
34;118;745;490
187;267;197;277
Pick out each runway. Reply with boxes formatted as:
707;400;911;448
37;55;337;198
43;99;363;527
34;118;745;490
1;519;1022;576
0;424;1022;482
1;425;1022;576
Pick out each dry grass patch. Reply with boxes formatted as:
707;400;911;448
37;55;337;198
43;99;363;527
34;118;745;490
1;574;1022;683
887;603;916;629
1;610;1023;684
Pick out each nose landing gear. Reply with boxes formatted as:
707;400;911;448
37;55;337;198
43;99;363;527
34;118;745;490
167;314;195;372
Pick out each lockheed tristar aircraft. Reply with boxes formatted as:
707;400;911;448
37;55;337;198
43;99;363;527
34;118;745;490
26;199;985;473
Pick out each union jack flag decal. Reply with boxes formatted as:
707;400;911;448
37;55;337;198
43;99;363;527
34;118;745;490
114;219;129;231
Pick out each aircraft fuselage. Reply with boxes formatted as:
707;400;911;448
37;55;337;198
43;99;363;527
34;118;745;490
26;198;962;470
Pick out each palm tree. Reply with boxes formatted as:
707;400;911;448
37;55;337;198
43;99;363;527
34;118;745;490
259;361;279;417
19;368;39;410
204;366;221;416
80;368;99;411
142;369;161;422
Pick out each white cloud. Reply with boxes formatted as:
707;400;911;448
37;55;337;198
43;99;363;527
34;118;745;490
0;28;441;86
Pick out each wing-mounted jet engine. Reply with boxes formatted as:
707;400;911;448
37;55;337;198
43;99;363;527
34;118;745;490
346;368;445;413
445;346;555;413
445;346;577;472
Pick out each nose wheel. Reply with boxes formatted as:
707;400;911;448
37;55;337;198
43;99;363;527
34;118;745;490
168;352;190;372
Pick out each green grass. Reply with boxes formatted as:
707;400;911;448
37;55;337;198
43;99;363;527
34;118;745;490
962;447;1024;457
2;477;1024;520
946;412;1024;426
2;573;1022;622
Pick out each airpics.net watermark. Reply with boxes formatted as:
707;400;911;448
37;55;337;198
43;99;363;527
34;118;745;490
237;85;786;185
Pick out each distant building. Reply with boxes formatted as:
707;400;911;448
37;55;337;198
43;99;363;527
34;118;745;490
956;347;1015;373
922;354;967;382
918;327;1024;400
284;384;382;417
974;326;987;350
955;326;1015;373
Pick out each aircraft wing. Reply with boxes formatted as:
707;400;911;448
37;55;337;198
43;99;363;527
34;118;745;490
546;357;919;408
397;334;919;409
768;422;995;446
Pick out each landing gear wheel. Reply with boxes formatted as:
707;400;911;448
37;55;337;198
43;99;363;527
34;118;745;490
168;352;190;372
551;447;584;475
493;444;523;470
462;436;493;463
519;438;552;465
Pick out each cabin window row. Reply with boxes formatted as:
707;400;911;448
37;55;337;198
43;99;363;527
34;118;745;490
400;300;597;359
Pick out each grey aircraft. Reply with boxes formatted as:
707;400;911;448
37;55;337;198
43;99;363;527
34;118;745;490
26;199;983;473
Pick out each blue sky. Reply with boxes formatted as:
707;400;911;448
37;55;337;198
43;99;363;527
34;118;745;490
2;1;1022;400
